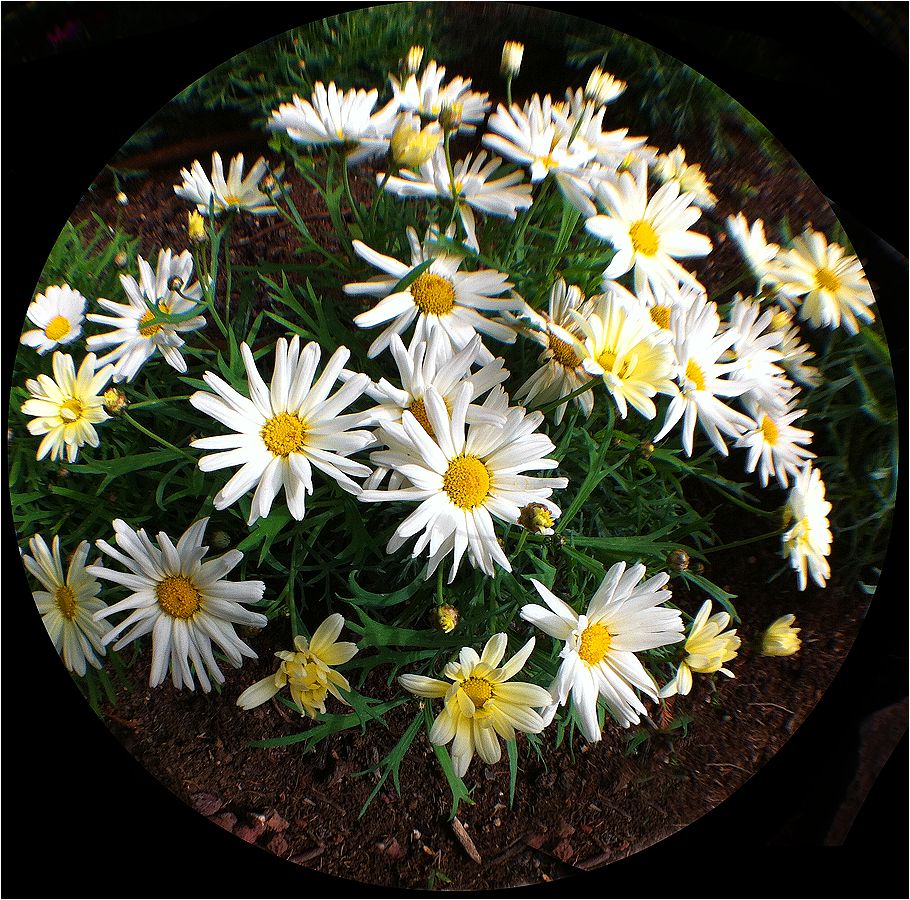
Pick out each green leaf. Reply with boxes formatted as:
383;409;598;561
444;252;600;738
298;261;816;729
342;569;427;608
357;708;424;817
681;571;740;622
425;702;473;819
506;739;518;809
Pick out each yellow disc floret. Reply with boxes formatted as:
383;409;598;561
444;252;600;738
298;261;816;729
760;414;779;446
60;398;85;422
685;359;706;392
548;332;581;368
410;272;456;316
261;412;308;457
55;585;77;620
45;315;71;341
407;397;435;437
629;220;659;256
649;305;672;330
138;310;162;337
156;575;202;619
814;267;841;293
461;675;493;709
443;455;491;509
578;622;612;665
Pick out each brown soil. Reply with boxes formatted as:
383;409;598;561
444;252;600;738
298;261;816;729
41;126;893;892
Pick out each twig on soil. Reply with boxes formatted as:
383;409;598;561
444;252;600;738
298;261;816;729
290;845;325;865
748;701;795;715
451;817;482;864
102;708;141;730
706;761;752;775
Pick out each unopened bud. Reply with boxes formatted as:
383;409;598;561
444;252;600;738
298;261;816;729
666;549;690;572
102;387;129;416
114;251;128;268
501;41;524;78
390;115;441;168
167;276;184;292
518;502;556;534
770;309;792;332
210;530;232;551
187;210;205;243
584;66;626;105
404;45;424;75
638;441;655;460
55;466;69;479
432;604;459;633
116;191;129;206
438;101;463;133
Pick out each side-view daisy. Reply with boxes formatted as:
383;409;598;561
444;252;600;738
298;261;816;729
21;351;113;462
20;284;86;355
174;151;277;216
237;613;358;718
781;464;832;590
87;249;205;383
190;337;372;525
769;229;876;334
726;213;780;287
389;60;490;133
361;383;568;582
343;226;521;359
522;561;684;739
399;633;552;777
89;518;267;692
659;599;740;698
761;614;802;657
23;534;108;675
735;398;815;489
652;145;718;209
585;162;712;298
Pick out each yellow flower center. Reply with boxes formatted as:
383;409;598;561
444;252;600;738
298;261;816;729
461;676;493;709
548;332;580;368
407;397;435;437
629;220;659;256
760;414;779;446
138;310;162;337
649;305;672;330
578;622;612;665
443;455;491;509
60;398;84;422
55;585;77;620
156;575;202;619
410;272;456;316
222;193;240;206
261;412;308;457
770;310;792;331
685;359;706;391
45;315;71;341
814;267;841;293
597;348;617;371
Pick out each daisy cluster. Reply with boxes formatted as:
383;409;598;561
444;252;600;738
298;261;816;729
13;40;881;790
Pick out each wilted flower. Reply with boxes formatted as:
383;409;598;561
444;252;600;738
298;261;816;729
518;502;556;535
432;604;460;633
101;387;128;416
761;614;802;656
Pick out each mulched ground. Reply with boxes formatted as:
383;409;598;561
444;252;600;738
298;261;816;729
57;121;881;891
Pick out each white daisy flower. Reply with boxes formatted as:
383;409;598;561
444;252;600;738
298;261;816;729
781;464;832;590
610;278;701;336
86;249;205;383
726;213;780;286
772;309;822;388
735;398;815;488
237;613;358;718
389;60;490;133
761;614;802;657
584;66;627;105
89;518;267;692
269;82;399;164
23;534;108;676
174;151;277;216
189;337;373;526
522;562;685;739
343;225;521;360
552;89;647;169
361;331;508;489
585;162;712;298
652;145;718;209
21;351;113;463
570;291;678;420
659;600;740;698
482;94;597;183
769;229;876;334
654;297;753;457
513;279;596;425
20;284;86;355
399;633;552;777
361;383;568;582
379;148;533;251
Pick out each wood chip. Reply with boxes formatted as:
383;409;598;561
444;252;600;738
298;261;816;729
451;817;482;864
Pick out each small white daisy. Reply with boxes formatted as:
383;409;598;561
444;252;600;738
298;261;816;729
379;148;533;251
174;151;277;216
23;534;108;676
389;60;490;133
522;562;684;739
399;633;552;777
735;399;815;488
20;284;86;355
654;297;753;457
652;145;718;209
343;225;522;360
86;249;205;383
769;229;876;334
269;81;399;164
781;464;832;590
361;383;568;582
21;351;114;463
89;518;267;691
513;279;596;425
584;66;627;105
190;337;373;525
586;162;712;298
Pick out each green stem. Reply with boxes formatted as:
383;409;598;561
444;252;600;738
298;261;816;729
506;75;513;108
122;414;195;461
701;529;783;555
127;396;192;410
436;566;444;606
443;130;460;230
531;377;597;415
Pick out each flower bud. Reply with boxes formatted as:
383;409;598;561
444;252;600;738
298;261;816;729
518;502;556;535
432;604;459;633
404;45;424;75
637;441;655;460
584;67;627;105
187;210;205;243
210;530;232;551
770;309;792;332
761;614;802;656
438;101;463;133
666;548;690;571
114;251;128;268
116;191;129;206
167;275;184;292
102;387;129;416
390;115;441;169
501;41;524;78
